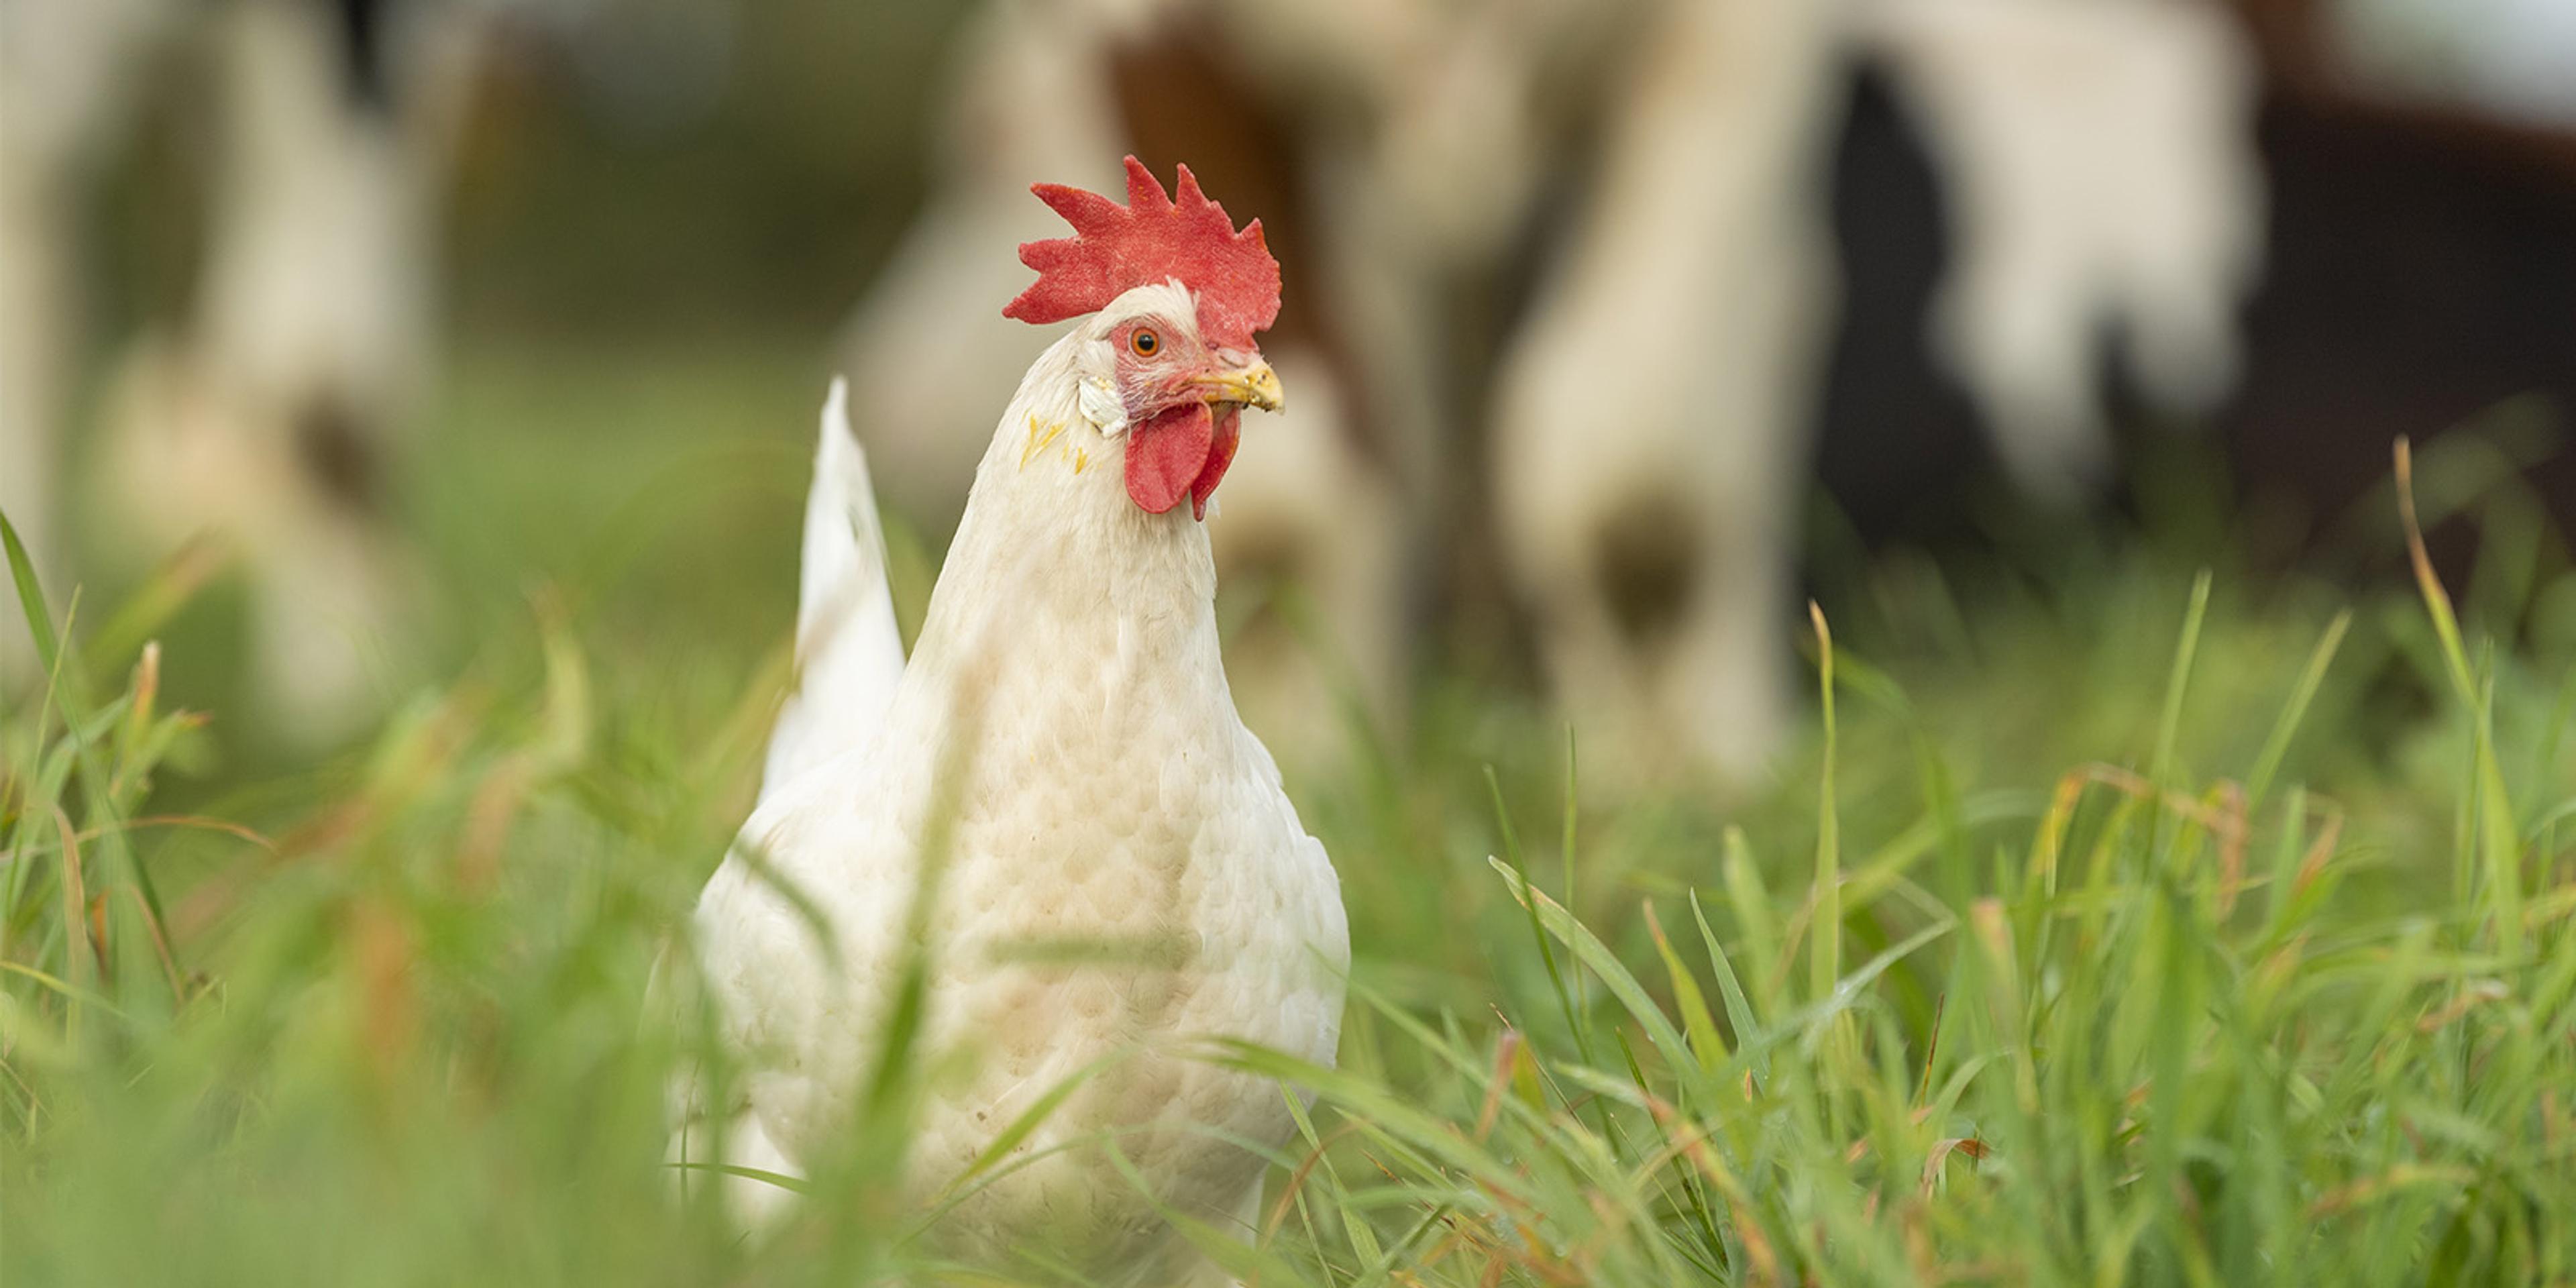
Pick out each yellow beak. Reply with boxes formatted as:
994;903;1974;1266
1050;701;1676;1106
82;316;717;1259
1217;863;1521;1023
1193;361;1285;413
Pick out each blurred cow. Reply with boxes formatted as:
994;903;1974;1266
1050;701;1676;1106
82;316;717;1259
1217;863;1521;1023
0;0;175;684
101;0;486;745
1490;0;1845;784
1854;0;2266;498
1492;0;2264;784
1;0;486;744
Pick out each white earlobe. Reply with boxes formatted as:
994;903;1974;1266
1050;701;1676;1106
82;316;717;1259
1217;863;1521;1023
1079;376;1129;437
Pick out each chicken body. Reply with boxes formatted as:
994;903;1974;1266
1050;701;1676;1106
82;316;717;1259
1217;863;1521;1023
687;289;1348;1280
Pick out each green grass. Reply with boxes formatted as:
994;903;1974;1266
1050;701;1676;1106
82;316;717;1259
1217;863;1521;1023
4;350;2573;1285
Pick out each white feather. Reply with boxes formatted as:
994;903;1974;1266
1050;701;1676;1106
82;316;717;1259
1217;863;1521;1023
1077;370;1129;436
759;377;908;798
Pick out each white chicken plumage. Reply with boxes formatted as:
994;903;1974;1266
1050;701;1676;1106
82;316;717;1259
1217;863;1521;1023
758;377;908;796
681;169;1348;1283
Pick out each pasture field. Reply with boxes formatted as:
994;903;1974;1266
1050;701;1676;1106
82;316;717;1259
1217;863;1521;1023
3;348;2571;1285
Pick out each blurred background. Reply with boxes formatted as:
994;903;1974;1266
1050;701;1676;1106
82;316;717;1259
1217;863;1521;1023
3;0;2573;785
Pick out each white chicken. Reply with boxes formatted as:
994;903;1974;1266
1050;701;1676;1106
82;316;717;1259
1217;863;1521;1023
681;158;1349;1282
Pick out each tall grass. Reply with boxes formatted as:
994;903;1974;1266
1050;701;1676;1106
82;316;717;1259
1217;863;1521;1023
4;415;2573;1284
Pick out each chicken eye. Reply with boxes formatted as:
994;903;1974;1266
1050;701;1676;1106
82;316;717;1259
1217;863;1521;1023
1129;327;1159;357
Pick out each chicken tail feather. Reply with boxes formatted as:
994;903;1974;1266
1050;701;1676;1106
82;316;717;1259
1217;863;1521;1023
760;377;906;798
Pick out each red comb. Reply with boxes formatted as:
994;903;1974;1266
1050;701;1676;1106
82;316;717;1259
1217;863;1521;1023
1002;156;1280;350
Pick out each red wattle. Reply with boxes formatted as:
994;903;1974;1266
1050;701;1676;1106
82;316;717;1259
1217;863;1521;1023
1190;405;1242;521
1125;401;1214;515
